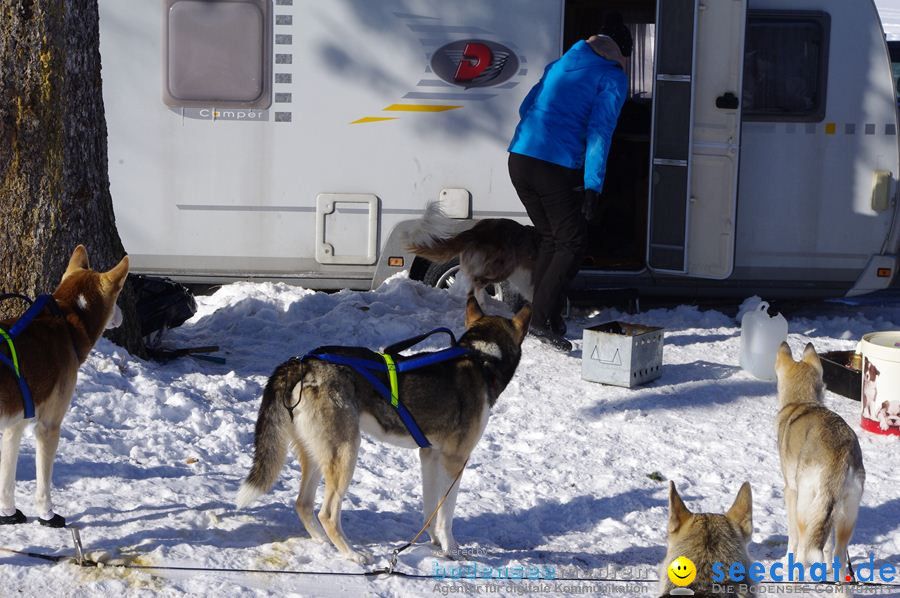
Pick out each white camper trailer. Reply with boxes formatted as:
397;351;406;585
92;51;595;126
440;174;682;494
98;0;900;299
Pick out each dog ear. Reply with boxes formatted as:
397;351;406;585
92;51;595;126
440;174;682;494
465;294;484;327
63;245;91;279
775;342;793;371
802;343;823;376
726;482;753;542
668;481;692;534
511;303;532;340
101;255;130;292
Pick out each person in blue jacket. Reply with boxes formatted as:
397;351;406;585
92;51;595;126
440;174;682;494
508;19;632;352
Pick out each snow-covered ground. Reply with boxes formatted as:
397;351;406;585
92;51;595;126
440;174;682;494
1;276;898;597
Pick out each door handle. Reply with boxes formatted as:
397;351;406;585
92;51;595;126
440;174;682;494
715;92;739;110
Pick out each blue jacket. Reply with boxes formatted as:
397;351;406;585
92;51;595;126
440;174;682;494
508;40;628;193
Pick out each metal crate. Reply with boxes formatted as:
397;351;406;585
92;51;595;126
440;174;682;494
582;321;664;388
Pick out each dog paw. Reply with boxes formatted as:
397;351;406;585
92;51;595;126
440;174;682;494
880;421;890;430
435;547;458;561
439;542;460;559
346;548;374;566
308;530;328;544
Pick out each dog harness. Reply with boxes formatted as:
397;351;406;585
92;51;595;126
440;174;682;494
297;328;471;448
0;294;63;420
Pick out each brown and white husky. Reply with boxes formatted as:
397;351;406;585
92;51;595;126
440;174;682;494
0;245;128;527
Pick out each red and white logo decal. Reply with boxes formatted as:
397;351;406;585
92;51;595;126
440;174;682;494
431;40;520;88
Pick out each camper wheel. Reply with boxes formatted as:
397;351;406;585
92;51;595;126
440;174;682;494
421;259;522;309
422;258;462;289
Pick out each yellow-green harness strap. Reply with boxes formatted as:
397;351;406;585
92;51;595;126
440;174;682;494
0;327;20;376
0;294;61;421
379;352;399;407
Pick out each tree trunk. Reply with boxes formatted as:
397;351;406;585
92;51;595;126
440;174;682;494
0;0;145;357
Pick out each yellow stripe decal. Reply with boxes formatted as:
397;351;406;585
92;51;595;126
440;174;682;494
350;116;399;124
383;104;462;113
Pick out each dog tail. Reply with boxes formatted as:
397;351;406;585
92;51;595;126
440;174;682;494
806;495;837;559
236;358;305;508
804;456;858;560
406;202;471;262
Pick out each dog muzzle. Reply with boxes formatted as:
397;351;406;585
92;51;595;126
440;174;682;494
106;305;123;330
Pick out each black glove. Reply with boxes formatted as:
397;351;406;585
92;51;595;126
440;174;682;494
582;189;602;221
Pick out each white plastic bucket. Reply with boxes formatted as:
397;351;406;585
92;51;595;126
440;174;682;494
860;331;900;437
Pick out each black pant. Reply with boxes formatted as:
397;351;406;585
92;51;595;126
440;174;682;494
508;152;586;327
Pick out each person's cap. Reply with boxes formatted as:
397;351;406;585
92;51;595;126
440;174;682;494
599;12;633;57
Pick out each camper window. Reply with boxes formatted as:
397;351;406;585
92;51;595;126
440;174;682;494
163;0;271;108
888;41;900;112
742;11;830;122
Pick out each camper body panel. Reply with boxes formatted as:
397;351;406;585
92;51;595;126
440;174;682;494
100;0;557;287
99;0;899;297
735;0;898;281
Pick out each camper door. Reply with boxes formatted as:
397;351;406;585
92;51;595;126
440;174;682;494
647;0;746;278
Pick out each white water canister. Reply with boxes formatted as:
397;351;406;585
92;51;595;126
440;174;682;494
859;331;900;437
739;301;788;381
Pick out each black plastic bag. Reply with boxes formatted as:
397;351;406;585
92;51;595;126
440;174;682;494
131;275;197;337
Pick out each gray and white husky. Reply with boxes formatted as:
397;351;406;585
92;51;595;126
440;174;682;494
236;296;531;563
775;342;865;581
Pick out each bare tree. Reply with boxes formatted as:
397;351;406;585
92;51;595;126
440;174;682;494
0;0;144;356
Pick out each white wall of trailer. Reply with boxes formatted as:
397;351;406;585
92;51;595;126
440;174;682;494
98;0;899;295
99;0;559;286
735;0;898;282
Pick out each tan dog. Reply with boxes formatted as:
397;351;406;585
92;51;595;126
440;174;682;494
775;342;865;581
0;245;128;527
659;482;753;597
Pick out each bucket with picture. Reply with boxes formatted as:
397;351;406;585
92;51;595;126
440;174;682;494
859;331;900;437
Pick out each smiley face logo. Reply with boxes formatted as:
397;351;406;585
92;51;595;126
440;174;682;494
667;556;696;586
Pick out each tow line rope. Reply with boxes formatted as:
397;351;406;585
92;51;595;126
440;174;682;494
384;458;469;574
3;513;897;589
2;533;899;588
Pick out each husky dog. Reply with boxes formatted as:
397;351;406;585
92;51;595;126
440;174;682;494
0;245;129;527
659;481;754;597
775;342;865;581
406;202;538;305
236;296;532;563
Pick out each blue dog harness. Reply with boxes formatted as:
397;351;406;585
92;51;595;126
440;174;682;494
0;294;63;419
297;328;471;448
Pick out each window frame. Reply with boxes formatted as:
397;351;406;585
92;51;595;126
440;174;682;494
162;0;272;110
742;10;831;123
